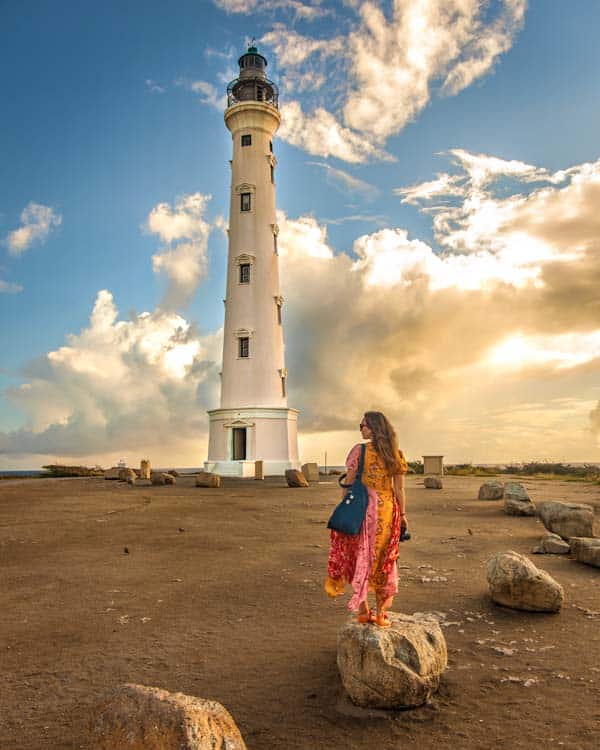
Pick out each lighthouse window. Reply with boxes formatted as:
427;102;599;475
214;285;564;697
239;337;250;358
240;192;251;212
239;263;251;284
241;134;252;147
269;141;273;153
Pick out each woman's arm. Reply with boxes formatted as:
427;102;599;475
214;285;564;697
341;467;358;498
393;473;407;524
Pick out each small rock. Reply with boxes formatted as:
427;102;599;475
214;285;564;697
301;462;319;482
286;469;309;488
537;501;596;540
337;612;447;709
90;683;247;749
504;483;536;516
151;472;176;486
539;533;570;555
504;482;530;502
486;550;564;612
478;481;504;500
424;476;443;489
195;471;221;488
570;537;600;568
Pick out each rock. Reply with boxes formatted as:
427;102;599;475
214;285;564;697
167;469;180;477
537;501;596;540
337;612;447;709
286;469;309;487
140;459;151;480
540;532;570;554
424;476;443;489
195;471;221;488
91;683;247;749
504;484;536;516
301;462;319;482
151;473;175;486
478;481;504;500
570;537;600;568
504;482;530;502
486;551;564;612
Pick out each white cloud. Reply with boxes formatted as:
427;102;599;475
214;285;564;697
146;193;214;308
343;0;526;140
0;290;221;461
145;79;166;94
278;101;394;163
214;0;328;20
5;202;62;256
189;80;225;110
0;277;23;294
306;161;379;199
395;173;465;205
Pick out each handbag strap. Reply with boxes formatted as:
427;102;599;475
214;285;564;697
356;442;366;481
337;442;368;488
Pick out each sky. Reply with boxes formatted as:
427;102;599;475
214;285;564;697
1;0;600;469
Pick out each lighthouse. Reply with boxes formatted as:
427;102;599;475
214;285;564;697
205;46;300;477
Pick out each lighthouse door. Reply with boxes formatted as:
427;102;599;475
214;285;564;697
232;427;247;460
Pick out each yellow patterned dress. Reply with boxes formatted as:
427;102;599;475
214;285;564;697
326;441;408;610
363;443;404;596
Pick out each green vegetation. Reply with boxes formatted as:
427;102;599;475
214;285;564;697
42;464;105;477
445;462;600;483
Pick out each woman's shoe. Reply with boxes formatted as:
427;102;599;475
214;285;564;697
374;612;391;628
324;576;345;598
357;608;375;624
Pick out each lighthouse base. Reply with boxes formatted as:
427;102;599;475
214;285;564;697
204;406;300;477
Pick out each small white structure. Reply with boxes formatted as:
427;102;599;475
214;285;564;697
205;46;300;477
423;455;444;476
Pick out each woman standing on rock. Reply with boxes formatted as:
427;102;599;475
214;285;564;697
325;411;408;627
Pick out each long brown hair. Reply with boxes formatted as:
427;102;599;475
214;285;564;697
363;411;403;476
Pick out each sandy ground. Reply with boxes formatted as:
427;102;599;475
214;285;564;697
1;473;599;750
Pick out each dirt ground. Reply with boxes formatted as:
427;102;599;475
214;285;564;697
1;473;599;750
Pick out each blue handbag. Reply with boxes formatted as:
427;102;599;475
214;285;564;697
327;443;369;535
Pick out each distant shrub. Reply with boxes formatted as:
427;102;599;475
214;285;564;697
42;464;104;477
445;464;497;477
407;461;423;474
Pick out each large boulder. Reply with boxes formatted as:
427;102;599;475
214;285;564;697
532;532;570;555
486;551;564;612
570;537;600;568
424;476;443;489
537;501;596;540
195;471;221;488
301;462;319;482
91;683;247;749
286;469;309;487
337;612;447;709
504;482;536;516
478;481;504;500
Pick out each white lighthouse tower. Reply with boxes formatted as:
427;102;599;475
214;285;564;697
205;45;300;477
